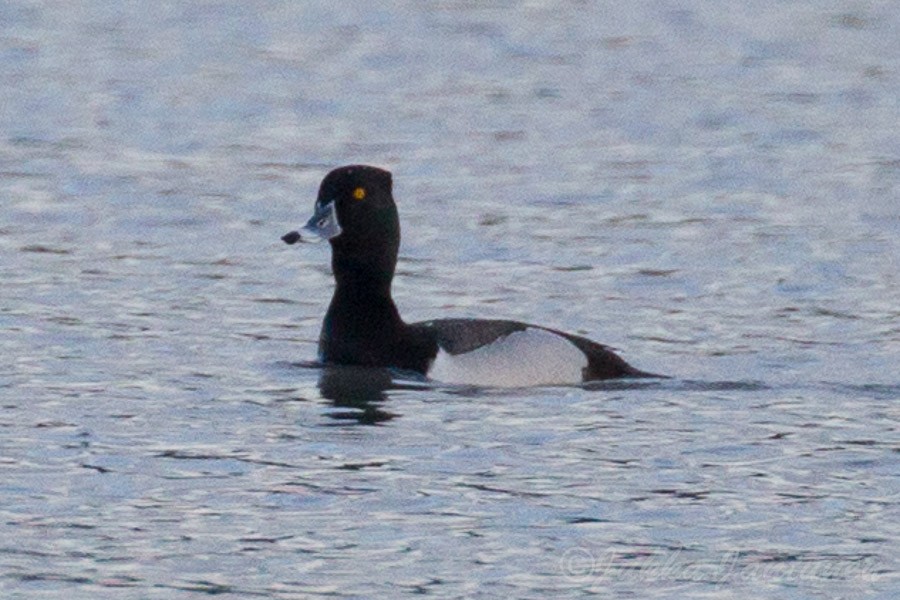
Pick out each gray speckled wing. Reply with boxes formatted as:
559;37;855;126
410;318;530;355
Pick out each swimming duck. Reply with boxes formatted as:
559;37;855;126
282;165;657;386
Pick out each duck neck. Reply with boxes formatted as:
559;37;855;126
325;254;405;337
321;262;407;365
331;255;396;302
319;235;408;365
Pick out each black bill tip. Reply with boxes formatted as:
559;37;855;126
281;231;301;245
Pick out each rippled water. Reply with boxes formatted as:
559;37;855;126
2;1;898;598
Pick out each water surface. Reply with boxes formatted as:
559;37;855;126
1;1;898;598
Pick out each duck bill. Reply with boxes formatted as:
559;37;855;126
282;201;342;245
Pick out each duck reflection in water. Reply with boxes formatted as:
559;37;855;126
316;365;421;424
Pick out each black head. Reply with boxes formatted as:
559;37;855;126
283;165;400;289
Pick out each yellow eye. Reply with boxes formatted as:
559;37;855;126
352;187;366;200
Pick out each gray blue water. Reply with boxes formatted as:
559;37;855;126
1;1;898;598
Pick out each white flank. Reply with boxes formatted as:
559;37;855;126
428;328;587;387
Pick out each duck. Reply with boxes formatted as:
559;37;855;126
282;165;659;387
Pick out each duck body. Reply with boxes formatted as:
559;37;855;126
283;165;659;387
